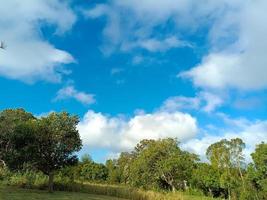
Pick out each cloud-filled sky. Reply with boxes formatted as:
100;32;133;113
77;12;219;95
0;0;266;162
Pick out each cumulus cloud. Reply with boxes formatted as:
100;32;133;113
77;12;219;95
180;0;267;90
182;119;267;162
55;86;95;105
78;110;198;152
0;0;76;83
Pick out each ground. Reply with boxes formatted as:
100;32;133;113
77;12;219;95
0;186;127;200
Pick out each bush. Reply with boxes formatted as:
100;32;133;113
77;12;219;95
5;169;47;189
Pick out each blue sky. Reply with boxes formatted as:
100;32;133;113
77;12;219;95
0;0;266;162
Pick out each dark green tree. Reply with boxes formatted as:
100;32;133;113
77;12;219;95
32;112;82;192
192;163;222;197
0;109;35;169
247;142;267;199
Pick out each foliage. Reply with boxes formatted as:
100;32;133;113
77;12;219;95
75;157;108;182
111;138;198;191
192;163;222;197
0;109;82;192
206;138;246;199
246;142;267;199
31;112;82;192
0;109;35;169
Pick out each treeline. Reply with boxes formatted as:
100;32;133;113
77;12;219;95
0;109;266;200
74;138;266;200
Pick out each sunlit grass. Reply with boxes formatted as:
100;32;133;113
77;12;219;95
0;186;127;200
0;183;217;200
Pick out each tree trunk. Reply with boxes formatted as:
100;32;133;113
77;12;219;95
171;184;176;192
238;166;245;192
48;172;54;193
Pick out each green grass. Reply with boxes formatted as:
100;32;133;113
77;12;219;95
0;186;127;200
0;182;218;200
0;185;218;200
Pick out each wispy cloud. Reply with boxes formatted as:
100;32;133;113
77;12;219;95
55;85;95;105
161;92;224;113
111;68;124;75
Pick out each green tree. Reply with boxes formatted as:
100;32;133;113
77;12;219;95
106;159;120;183
116;152;135;184
129;138;197;191
32;112;82;192
76;155;108;182
248;142;267;199
206;138;246;200
0;109;35;169
192;163;222;197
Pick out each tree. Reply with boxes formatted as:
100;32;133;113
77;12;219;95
192;163;222;197
75;155;108;182
106;159;121;184
206;138;246;200
116;152;135;184
129;138;197;191
229;138;246;190
0;109;35;169
32;112;82;192
248;142;267;199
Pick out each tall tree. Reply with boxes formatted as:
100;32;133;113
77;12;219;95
32;112;82;192
129;138;197;191
0;109;35;169
249;142;267;199
229;138;246;190
206;138;246;200
192;163;222;197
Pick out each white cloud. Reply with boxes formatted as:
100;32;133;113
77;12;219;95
78;110;198;152
180;0;267;90
233;97;262;110
161;96;201;112
87;0;267;90
121;36;191;52
84;1;201;54
161;91;224;113
181;119;267;162
132;56;144;65
201;92;224;113
35;110;56;119
55;86;95;105
111;68;124;75
0;0;76;82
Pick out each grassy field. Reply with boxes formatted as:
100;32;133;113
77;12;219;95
0;186;127;200
0;185;217;200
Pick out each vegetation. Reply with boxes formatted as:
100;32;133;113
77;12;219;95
0;186;127;200
0;109;82;192
0;108;266;200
